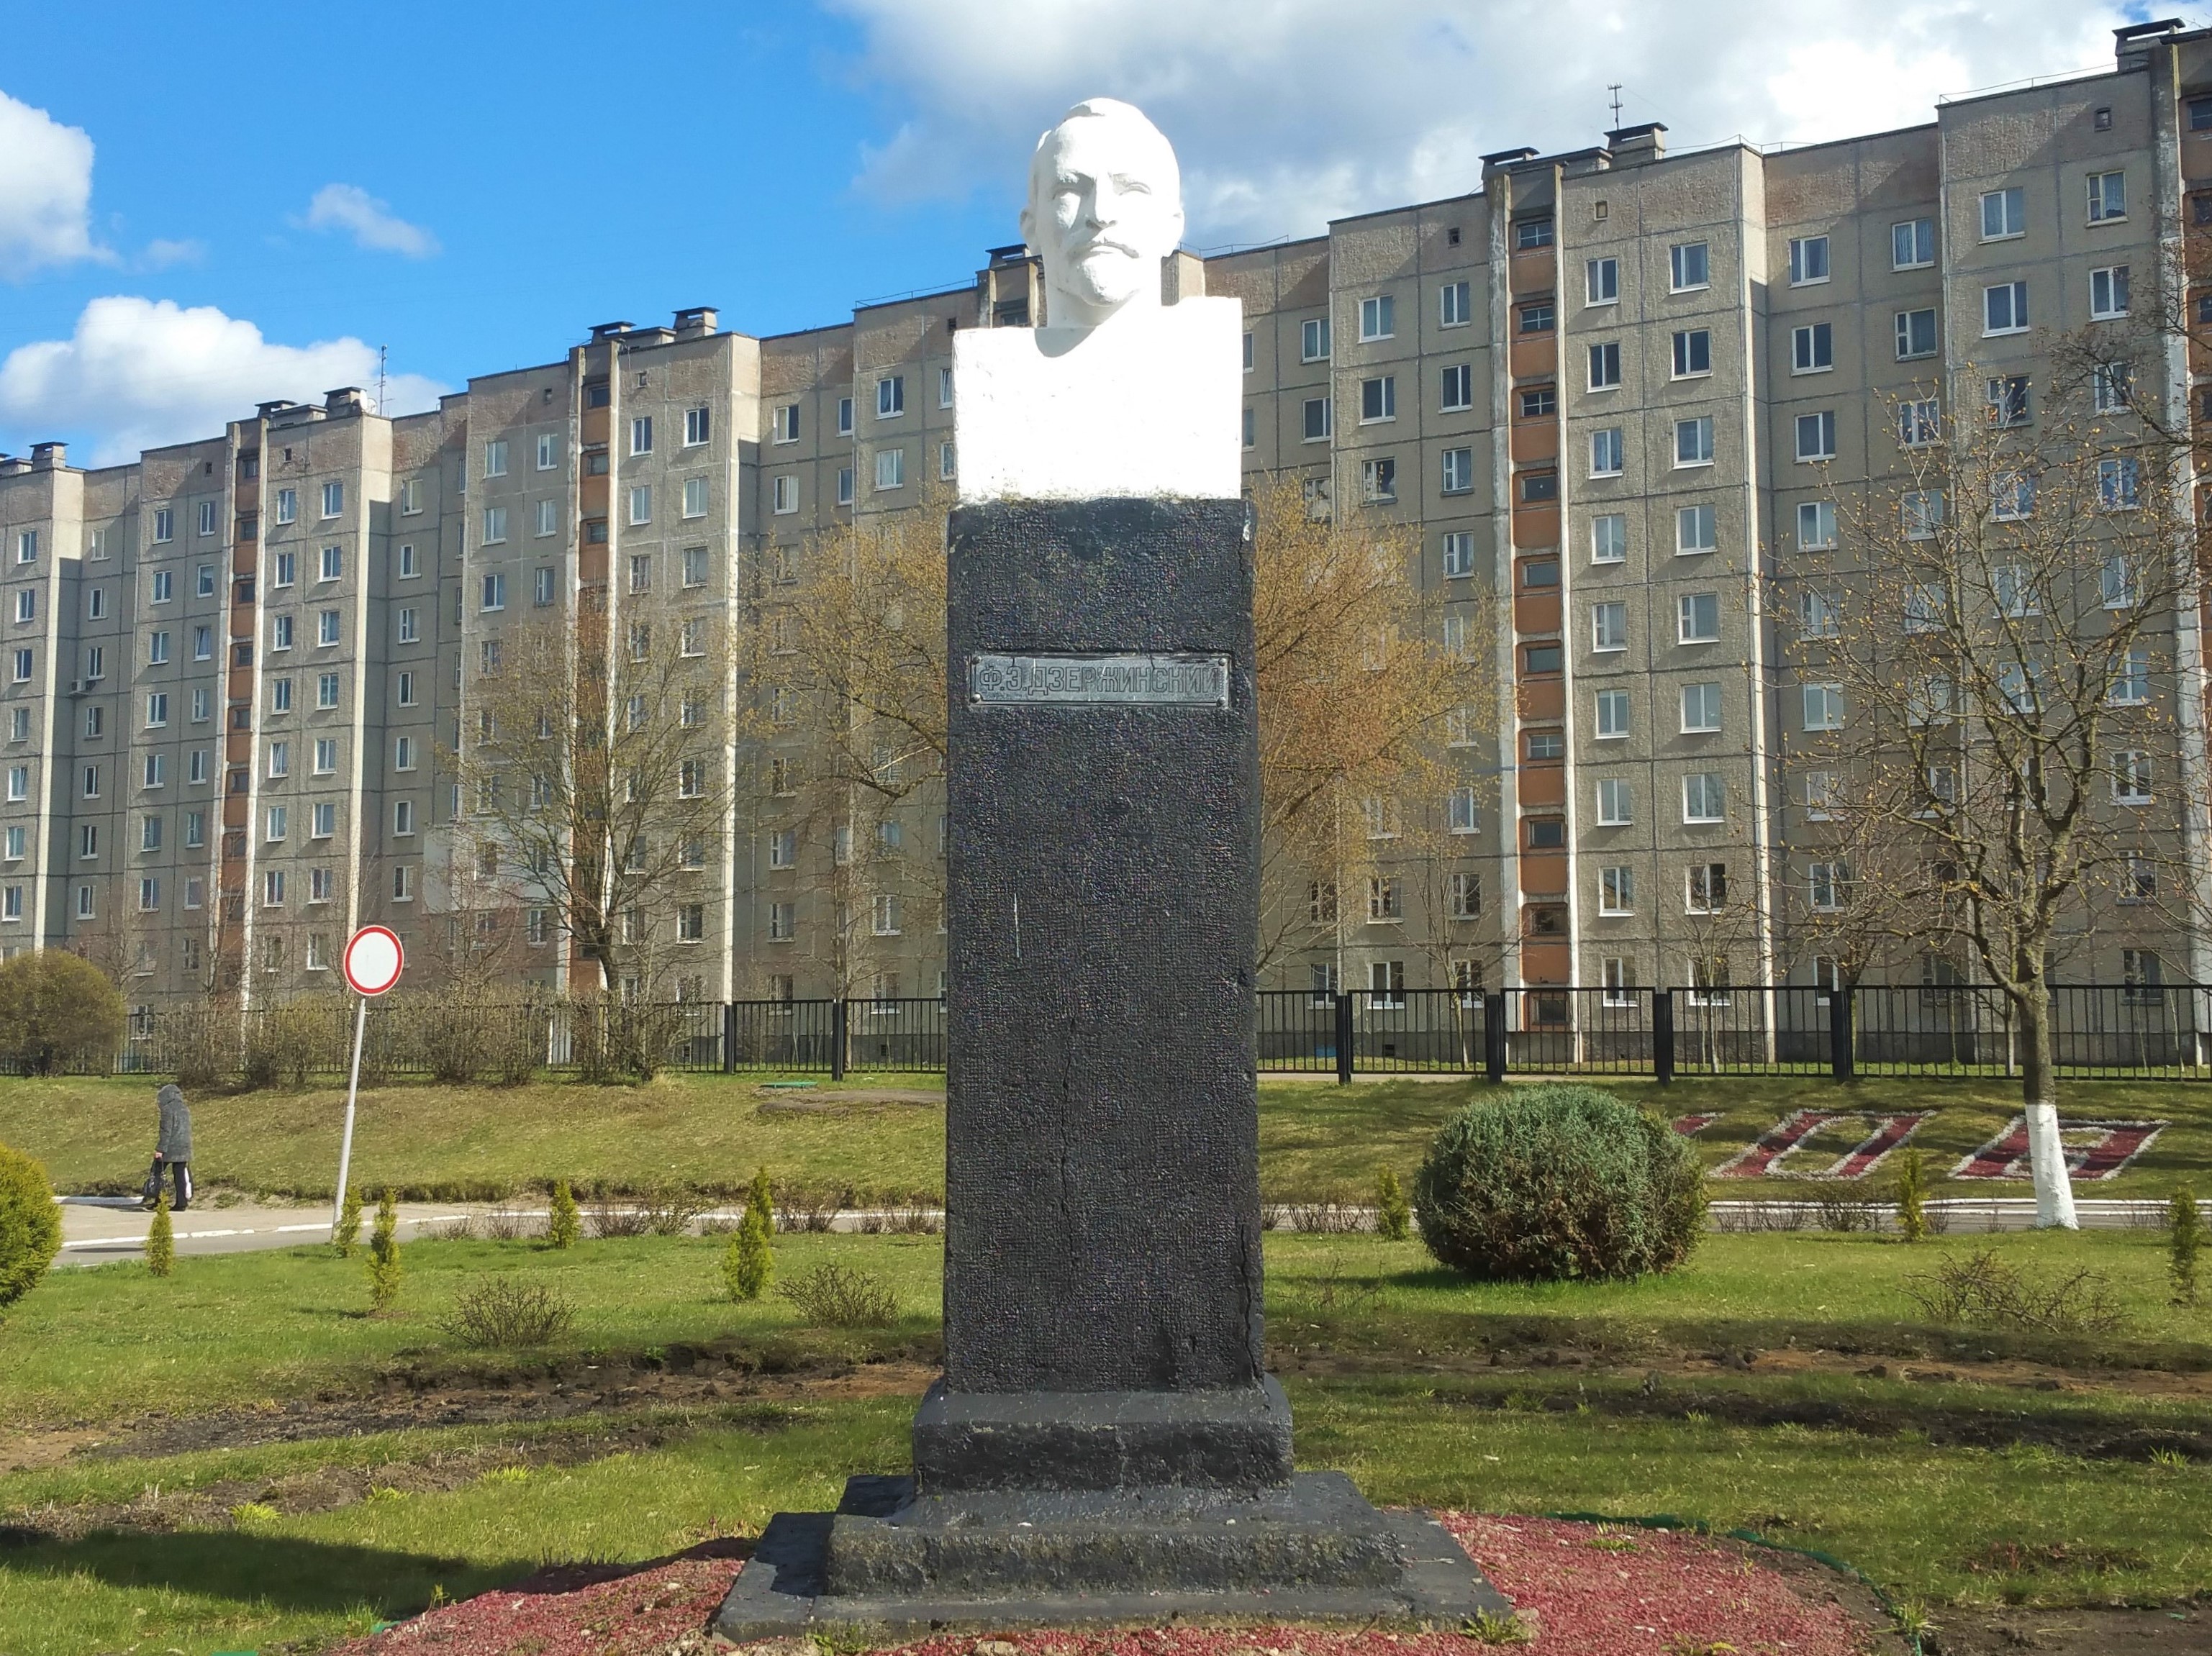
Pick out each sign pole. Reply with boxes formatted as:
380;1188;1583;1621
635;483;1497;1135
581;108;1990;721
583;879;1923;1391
332;994;367;1236
332;924;405;1239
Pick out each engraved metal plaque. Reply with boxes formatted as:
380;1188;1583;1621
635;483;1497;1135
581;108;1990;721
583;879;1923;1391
969;652;1231;708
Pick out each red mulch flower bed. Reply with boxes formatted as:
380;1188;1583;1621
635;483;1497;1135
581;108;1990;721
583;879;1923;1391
332;1514;1875;1656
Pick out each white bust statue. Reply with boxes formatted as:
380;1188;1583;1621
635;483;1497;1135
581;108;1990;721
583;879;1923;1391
954;99;1241;502
1020;99;1186;333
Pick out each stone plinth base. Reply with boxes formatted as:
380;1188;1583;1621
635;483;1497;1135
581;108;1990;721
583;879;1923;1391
912;1380;1294;1493
712;1473;1508;1640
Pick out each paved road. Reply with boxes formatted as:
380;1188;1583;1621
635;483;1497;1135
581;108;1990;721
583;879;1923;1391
54;1191;2182;1267
53;1196;505;1265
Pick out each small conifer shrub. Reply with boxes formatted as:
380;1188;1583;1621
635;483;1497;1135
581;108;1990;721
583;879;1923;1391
1893;1149;1931;1243
145;1188;175;1278
725;1166;774;1301
368;1188;403;1311
335;1186;364;1258
548;1180;580;1250
1375;1166;1412;1241
2171;1188;2205;1307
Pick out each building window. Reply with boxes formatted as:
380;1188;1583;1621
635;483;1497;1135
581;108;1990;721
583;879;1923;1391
1301;397;1331;442
537;432;561;470
1794;411;1836;462
1983;281;2029;335
319;481;344;519
1596;778;1633;826
483;439;509;478
684;406;712;447
1586;257;1618;304
1902;490;1944;540
630;415;653;455
1669;242;1708;291
1591;514;1626;563
1514;217;1553;250
1678;591;1720;643
1897;397;1941;448
1894;308;1938;360
1441;362;1474;411
876;376;905;418
2100;457;2141;511
1892;217;1935;269
1441;447;1474;494
1980;186;2025;240
2093;361;2132;414
1359;376;1396;422
393;864;414;901
2090;265;2130;321
940;441;957;480
1669;504;1715;555
836;396;854;435
872;893;902;936
2113;750;2152;804
1675;417;1714;467
1439;281;1472;327
1599;865;1633;914
1442;531;1476;578
1802;682;1844;731
1519;470;1557;504
1590;428;1623;477
1686;863;1728;914
1300;317;1330;361
835;467;854;506
2087;170;2126;223
1672;328;1711;377
1447;785;1479;833
1595;688;1629;737
682;477;708;518
1681;682;1722;733
1359;294;1395;340
1587;341;1622;391
1518;301;1554;334
1792;322;1833;373
1366;876;1402;922
196;500;217;537
1361;458;1397;503
771;475;798;514
1592;601;1627;652
875;448;905;491
152;510;173;544
1448;871;1481;919
1787;236;1829;285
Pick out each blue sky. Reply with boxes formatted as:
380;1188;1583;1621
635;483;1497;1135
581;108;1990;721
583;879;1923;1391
0;0;2144;464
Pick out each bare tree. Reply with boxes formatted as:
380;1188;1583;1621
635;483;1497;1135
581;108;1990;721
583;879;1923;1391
450;611;732;996
767;476;1495;993
1777;379;2203;1227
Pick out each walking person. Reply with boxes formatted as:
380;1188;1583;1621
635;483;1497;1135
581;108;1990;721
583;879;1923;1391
144;1083;192;1212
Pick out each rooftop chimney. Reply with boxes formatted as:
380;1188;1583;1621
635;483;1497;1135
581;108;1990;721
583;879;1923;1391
0;456;27;478
674;306;718;336
1606;122;1667;168
2116;18;2184;67
324;387;366;417
589;320;635;342
30;442;66;471
1480;147;1539;170
257;399;299;419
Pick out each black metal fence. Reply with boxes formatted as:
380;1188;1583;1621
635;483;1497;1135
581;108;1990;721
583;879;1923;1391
87;982;2212;1083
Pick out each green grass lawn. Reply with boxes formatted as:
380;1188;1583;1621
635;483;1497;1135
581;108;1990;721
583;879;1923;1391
1;1227;2208;1654
6;1069;2210;1204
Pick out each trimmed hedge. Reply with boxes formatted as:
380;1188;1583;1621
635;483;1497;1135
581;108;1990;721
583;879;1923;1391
0;1141;62;1313
1415;1083;1705;1281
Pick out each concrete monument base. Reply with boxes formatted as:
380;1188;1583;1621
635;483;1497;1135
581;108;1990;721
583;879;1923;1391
712;1472;1508;1639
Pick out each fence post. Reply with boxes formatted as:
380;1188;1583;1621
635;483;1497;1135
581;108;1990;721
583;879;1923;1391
1333;991;1354;1085
831;998;848;1081
1483;991;1507;1083
1653;989;1675;1086
722;1002;737;1074
1829;983;1854;1082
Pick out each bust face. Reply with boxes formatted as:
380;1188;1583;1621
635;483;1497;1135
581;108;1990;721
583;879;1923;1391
1020;101;1186;331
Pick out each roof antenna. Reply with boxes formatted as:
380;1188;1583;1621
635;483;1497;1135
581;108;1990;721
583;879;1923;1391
376;345;387;416
1608;83;1624;129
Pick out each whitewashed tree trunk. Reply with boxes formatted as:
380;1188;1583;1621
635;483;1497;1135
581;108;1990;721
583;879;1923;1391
2019;996;2078;1229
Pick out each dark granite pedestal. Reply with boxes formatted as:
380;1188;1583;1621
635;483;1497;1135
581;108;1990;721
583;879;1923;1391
715;500;1503;1638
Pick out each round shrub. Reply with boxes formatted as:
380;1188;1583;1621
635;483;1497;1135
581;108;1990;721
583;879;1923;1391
1415;1083;1705;1282
0;951;126;1076
0;1142;63;1313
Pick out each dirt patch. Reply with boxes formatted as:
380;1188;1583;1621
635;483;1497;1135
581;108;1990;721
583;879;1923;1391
48;1352;939;1465
1932;1605;2212;1654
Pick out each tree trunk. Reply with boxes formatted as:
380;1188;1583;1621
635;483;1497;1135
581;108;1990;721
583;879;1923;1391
2017;990;2079;1229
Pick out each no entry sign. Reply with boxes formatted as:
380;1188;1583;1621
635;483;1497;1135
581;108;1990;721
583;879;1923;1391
343;925;404;996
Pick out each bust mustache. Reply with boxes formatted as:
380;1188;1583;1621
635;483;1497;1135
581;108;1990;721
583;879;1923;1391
1020;99;1187;331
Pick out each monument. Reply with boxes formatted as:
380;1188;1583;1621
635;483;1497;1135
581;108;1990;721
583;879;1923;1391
717;99;1504;1637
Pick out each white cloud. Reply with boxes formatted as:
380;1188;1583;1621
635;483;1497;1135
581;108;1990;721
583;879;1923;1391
0;88;107;278
302;183;440;258
823;0;2129;242
0;296;445;465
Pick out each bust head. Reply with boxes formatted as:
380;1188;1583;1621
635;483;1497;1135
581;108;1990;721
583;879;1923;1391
1020;99;1186;331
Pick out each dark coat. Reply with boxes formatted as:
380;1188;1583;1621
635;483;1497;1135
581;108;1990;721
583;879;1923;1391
155;1084;191;1161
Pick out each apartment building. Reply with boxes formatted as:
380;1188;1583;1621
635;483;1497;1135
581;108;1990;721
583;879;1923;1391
1;20;2206;1013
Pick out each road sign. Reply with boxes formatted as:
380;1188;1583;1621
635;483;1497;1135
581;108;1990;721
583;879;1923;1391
343;925;404;997
333;926;404;1237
